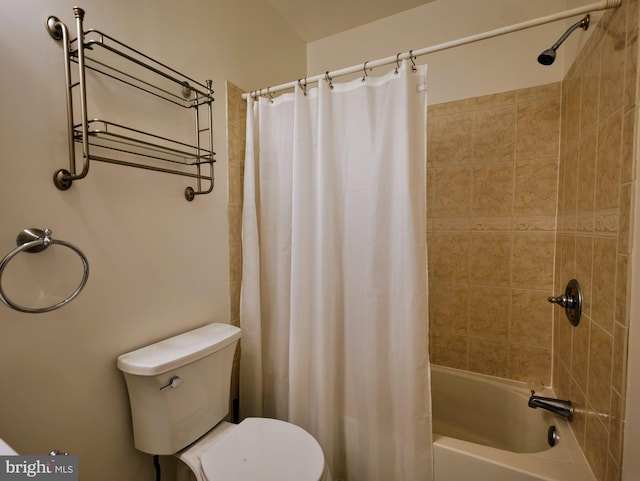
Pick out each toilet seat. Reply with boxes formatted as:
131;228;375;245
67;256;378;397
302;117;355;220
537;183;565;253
177;418;326;481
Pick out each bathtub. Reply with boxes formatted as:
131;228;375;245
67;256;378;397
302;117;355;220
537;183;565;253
431;365;595;481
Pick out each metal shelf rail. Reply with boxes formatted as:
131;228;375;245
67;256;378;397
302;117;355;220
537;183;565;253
46;7;215;201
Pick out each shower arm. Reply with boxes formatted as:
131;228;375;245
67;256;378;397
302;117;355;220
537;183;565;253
551;15;590;51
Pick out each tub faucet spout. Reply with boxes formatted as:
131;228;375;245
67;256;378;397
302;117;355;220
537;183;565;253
528;391;573;421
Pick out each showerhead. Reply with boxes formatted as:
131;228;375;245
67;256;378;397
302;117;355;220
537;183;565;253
537;14;590;66
537;48;556;65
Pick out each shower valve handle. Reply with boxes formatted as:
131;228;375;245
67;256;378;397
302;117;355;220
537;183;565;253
548;279;582;327
547;294;575;308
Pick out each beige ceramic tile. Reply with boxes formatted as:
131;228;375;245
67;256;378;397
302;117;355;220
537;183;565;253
430;330;468;369
577;135;597;212
517;82;561;104
607;455;622;481
471;216;511;231
595;110;623;210
512;216;556;232
427;114;437;166
472;105;515;163
469;233;512;286
468;338;509;378
426;166;435;219
468;286;510;340
585;411;609;481
563;146;579;215
609;389;625;466
576;212;596;234
516;98;561;160
430;98;474;116
228;203;242;246
472;163;514;216
509;344;551;385
230;280;241;323
575;236;594;317
555;358;571;399
229;241;243;284
615;254;630;326
432;112;473;164
556;305;573;369
588;321;614;416
593;209;619;237
612;322;629;395
511;289;552;347
559;233;577;283
621;109;637;183
599;6;626;120
618;182;633;254
571;317;590;393
580;45;602;137
228;163;244;206
226;81;248;163
513;159;558;216
429;283;469;334
429;232;470;283
473;90;516;110
570;378;588;450
591;237;617;334
564;76;582;149
433;166;472;217
511;233;554;290
624;0;639;112
432;217;471;231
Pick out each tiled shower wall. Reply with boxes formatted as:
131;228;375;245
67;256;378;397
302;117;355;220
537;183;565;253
227;81;247;415
427;83;561;385
553;1;638;480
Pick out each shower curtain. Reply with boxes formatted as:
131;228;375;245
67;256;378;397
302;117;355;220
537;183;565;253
240;61;432;481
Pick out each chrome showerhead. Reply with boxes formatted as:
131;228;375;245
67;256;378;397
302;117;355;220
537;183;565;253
537;14;590;66
537;48;557;65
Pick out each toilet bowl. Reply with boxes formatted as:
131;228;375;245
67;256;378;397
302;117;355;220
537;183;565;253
176;418;327;481
117;323;329;481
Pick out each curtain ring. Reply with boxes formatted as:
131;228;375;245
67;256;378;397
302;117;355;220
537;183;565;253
395;53;402;74
325;71;334;89
298;78;307;96
409;50;417;72
362;61;369;82
266;86;274;103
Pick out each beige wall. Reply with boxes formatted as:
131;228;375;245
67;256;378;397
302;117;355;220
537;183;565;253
0;1;304;480
427;83;561;385
554;1;638;480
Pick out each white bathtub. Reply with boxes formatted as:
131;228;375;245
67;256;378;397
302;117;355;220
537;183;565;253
431;365;595;481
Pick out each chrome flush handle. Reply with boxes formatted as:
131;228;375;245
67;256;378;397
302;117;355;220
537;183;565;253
160;376;183;391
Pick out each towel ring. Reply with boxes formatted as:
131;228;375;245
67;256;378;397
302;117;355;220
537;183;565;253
0;228;89;313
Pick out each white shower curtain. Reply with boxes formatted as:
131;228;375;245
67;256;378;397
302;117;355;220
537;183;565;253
240;61;432;481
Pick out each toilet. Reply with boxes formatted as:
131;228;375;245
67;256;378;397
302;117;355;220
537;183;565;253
117;323;329;481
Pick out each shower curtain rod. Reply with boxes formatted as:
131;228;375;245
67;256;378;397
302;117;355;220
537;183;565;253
243;0;621;100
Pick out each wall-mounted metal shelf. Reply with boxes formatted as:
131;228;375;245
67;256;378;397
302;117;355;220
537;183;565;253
47;7;215;201
76;120;214;166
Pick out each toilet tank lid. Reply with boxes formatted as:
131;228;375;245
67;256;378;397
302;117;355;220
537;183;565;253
117;323;241;376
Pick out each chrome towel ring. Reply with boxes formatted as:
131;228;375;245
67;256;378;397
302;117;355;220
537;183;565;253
0;228;89;313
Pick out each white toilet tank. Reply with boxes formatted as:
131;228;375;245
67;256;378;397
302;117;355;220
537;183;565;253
117;323;241;455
